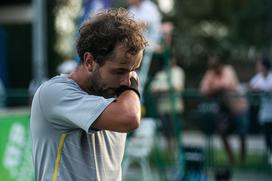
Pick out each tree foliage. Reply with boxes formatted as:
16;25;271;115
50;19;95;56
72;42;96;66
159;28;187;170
174;0;272;64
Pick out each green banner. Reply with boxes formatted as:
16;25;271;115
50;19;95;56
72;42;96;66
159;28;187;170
0;113;34;181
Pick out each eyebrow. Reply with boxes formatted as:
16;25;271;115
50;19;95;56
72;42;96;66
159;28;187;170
115;67;139;72
115;68;130;72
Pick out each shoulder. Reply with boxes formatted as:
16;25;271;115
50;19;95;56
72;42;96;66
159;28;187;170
268;72;272;78
173;66;184;72
38;75;85;101
45;75;80;90
224;65;235;72
251;73;262;80
203;69;214;78
154;70;166;80
223;65;237;77
172;66;185;76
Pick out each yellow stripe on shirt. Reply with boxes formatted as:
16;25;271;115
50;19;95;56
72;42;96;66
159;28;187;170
52;133;66;181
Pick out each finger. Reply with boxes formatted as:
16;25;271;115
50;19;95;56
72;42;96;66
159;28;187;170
130;71;139;82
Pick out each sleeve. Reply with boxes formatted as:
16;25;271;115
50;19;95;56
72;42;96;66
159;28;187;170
249;74;271;91
249;75;259;88
150;71;168;92
260;74;272;91
39;82;115;133
172;67;185;92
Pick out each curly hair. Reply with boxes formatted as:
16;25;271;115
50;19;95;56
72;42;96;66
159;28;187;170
76;8;148;65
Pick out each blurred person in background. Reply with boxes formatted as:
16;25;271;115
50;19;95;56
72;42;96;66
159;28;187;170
200;55;249;164
0;78;5;109
249;57;272;166
150;57;185;154
150;21;184;155
127;0;162;96
30;8;147;181
155;22;174;53
127;0;161;51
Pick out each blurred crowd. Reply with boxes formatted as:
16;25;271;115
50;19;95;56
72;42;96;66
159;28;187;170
123;0;272;170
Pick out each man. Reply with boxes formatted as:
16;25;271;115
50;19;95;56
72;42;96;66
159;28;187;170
200;55;248;164
30;8;147;181
249;57;272;165
150;57;185;154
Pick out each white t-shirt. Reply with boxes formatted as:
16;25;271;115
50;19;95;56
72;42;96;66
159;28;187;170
150;66;185;113
128;0;161;49
30;75;126;181
250;72;272;123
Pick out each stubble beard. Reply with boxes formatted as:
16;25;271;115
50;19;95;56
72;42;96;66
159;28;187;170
89;69;117;98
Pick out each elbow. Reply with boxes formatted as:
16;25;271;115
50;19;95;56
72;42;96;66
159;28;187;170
130;114;141;130
123;113;141;132
116;99;141;132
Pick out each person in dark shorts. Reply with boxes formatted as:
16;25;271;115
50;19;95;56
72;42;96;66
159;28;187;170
200;55;249;164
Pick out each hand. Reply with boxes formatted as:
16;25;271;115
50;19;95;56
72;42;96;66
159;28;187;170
116;71;141;98
129;71;140;87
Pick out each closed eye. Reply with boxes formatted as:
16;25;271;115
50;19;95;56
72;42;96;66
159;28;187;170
115;71;126;75
113;68;130;75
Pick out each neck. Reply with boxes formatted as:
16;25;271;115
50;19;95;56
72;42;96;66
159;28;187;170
69;66;92;94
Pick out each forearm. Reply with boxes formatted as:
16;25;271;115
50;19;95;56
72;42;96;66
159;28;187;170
116;90;141;125
91;89;141;133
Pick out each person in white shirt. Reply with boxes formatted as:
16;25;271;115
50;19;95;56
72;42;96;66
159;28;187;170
150;57;185;154
127;0;161;50
249;57;272;165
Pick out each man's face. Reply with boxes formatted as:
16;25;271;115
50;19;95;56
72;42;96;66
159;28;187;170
89;44;143;98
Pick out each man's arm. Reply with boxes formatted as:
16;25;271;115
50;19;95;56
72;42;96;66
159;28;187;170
200;71;212;95
91;72;141;133
91;90;141;132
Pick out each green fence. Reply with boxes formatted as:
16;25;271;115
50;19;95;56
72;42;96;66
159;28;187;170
0;113;34;181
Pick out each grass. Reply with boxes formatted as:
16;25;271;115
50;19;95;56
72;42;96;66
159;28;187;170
125;146;271;181
147;146;268;171
211;149;268;170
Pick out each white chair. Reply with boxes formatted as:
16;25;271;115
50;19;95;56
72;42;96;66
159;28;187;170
122;118;157;181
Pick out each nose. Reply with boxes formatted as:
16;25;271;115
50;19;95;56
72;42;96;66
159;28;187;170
119;72;131;86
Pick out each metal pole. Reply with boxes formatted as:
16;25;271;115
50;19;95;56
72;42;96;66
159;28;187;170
29;0;47;98
32;0;47;82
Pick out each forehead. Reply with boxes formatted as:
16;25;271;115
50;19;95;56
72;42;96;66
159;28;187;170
105;44;143;70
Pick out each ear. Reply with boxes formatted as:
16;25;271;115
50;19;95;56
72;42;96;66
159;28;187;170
83;52;95;72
